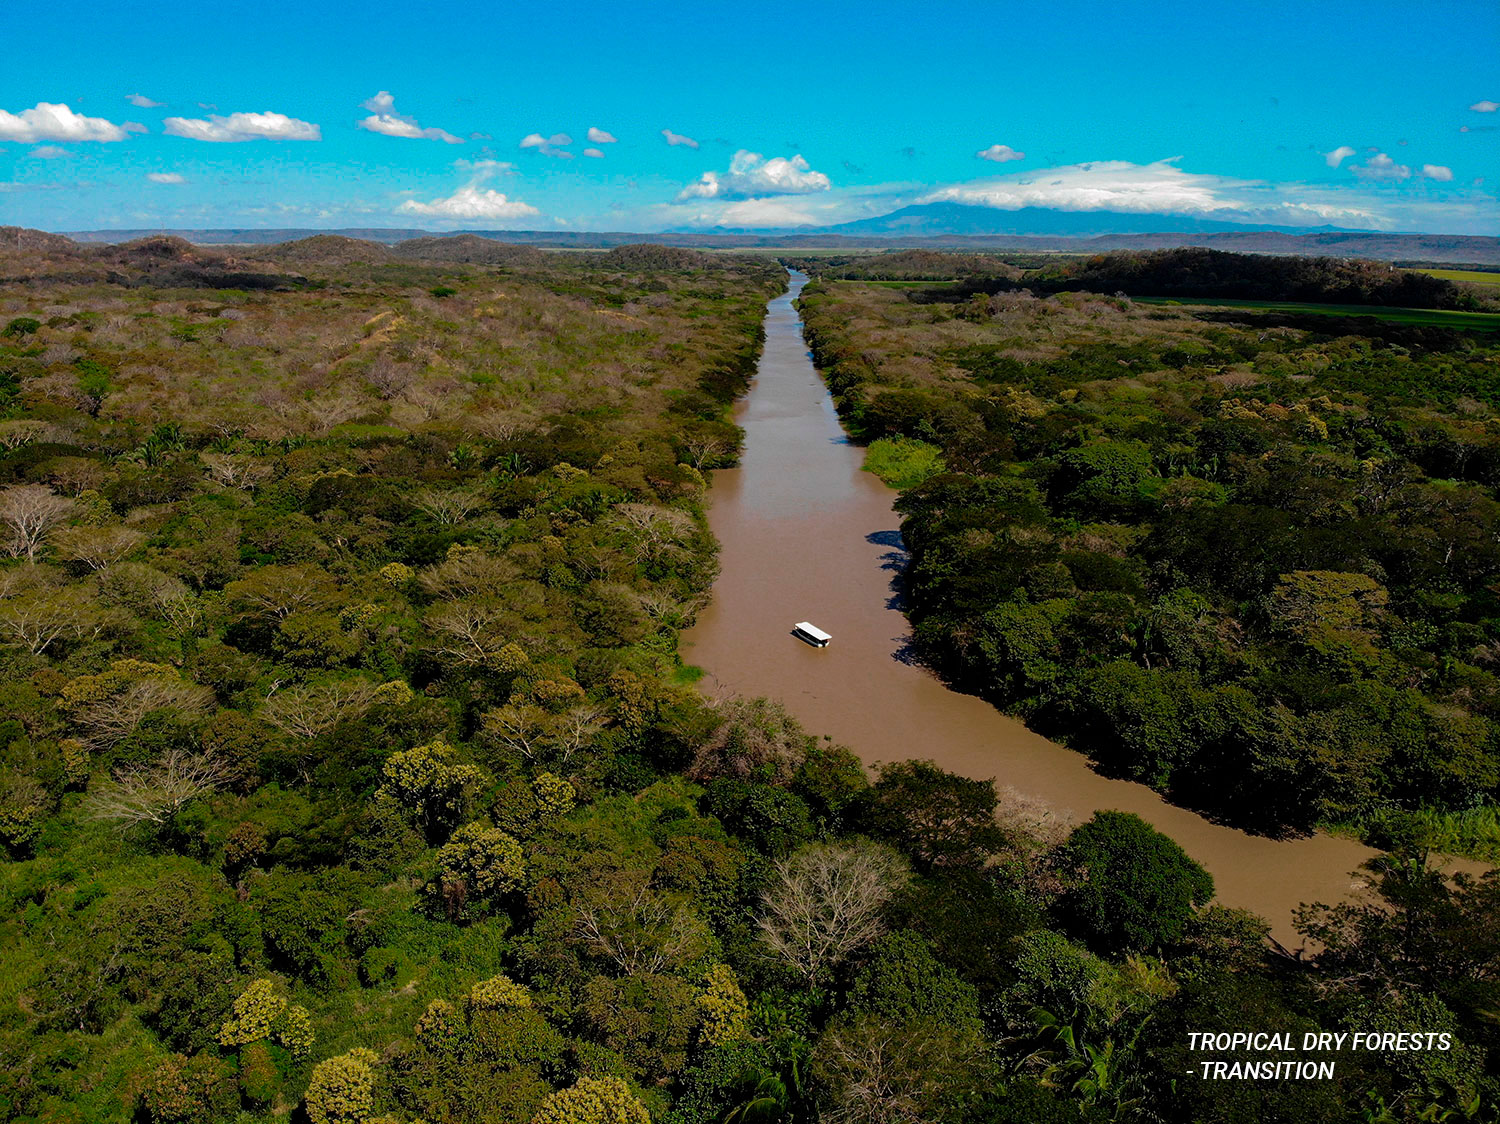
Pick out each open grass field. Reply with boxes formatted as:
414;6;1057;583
1415;268;1500;287
1135;295;1500;330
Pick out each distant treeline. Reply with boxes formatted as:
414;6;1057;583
793;246;1482;310
1022;248;1467;309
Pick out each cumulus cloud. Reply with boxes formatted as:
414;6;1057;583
146;172;186;184
357;91;462;143
917;158;1385;226
400;186;540;220
1471;100;1498;112
583;147;605;158
662;128;699;148
399;160;540;223
1323;145;1357;168
164;111;320;142
0;102;142;143
126;93;163;109
976;144;1025;163
1422;164;1454;181
520;132;573;157
1352;152;1410;182
677;150;832;201
587;127;617;144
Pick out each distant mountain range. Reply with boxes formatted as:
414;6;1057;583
815;202;1362;238
53;206;1500;266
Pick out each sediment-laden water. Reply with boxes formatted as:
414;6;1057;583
684;271;1392;946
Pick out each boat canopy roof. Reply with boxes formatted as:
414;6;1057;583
793;621;832;642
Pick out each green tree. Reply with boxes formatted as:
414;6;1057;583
1058;812;1214;954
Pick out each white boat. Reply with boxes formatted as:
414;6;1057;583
792;621;832;647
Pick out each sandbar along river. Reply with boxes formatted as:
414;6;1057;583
684;270;1395;947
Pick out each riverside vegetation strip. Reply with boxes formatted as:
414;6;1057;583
798;251;1500;855
1;234;1500;1124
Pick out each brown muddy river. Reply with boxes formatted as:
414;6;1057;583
683;271;1389;946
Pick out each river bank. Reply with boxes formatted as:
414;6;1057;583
683;271;1400;946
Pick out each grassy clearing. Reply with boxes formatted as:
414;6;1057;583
1351;807;1500;862
1414;268;1500;287
862;435;947;489
1136;295;1500;330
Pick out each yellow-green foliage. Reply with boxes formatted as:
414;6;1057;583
217;978;314;1058
436;821;524;897
58;737;88;786
415;999;461;1051
372;679;415;706
217;979;285;1047
532;772;576;818
468;973;532;1010
862;436;946;491
530;1076;651;1124
492;642;531;674
376;739;485;830
274;1002;316;1059
305;1047;379;1124
695;964;750;1046
143;1053;235;1124
61;659;173;708
378;562;414;588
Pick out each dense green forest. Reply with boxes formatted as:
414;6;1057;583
797;256;1500;850
2;236;1499;1124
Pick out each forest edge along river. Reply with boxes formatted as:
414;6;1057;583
682;269;1459;948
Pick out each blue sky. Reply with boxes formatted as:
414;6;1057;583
2;0;1496;234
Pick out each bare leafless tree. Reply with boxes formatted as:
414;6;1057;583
0;586;98;655
425;600;511;667
554;704;608;764
226;565;337;621
413;487;488;526
0;484;73;562
71;677;215;750
614;503;696;565
261;678;376;740
573;868;713;975
758;842;910;986
0;419;50;450
85;749;230;828
200;453;274;491
419;552;518;600
51;526;147;571
681;435;729;470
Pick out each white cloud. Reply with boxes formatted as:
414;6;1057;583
126;93;163;109
357;91;462;143
398;159;541;224
678;150;832;201
520;131;572;157
1352;152;1410;182
587;127;617;144
1323;145;1357;168
1422;164;1454;181
399;186;540;221
583;147;605;158
662;128;699;148
146;172;186;184
976;144;1025;163
28;145;68;160
917;158;1386;227
0;102;141;143
163;111;320;142
1471;100;1498;112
